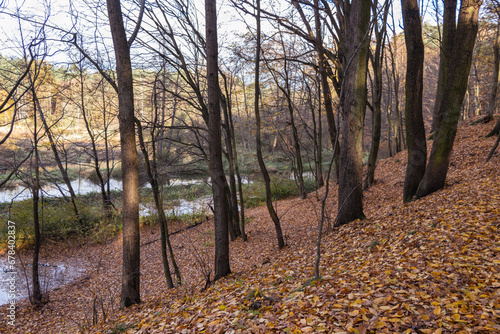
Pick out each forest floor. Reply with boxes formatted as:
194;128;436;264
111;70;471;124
2;120;499;334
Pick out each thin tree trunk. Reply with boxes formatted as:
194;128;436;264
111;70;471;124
221;93;241;239
34;94;84;227
228;89;246;240
136;120;176;288
255;0;285;249
283;58;307;199
81;67;113;216
315;0;339;180
31;86;42;305
385;63;394;157
103;85;112;206
365;1;389;190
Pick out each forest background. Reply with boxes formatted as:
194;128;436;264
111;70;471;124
0;0;499;332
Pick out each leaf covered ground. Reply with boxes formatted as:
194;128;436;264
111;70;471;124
2;120;499;333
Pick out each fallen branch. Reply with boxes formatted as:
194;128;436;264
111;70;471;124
141;220;206;247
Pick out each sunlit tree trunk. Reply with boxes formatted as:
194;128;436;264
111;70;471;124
106;0;141;308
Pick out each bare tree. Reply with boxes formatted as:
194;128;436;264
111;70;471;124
106;0;145;308
254;0;286;249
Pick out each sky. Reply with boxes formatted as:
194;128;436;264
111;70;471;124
0;0;406;66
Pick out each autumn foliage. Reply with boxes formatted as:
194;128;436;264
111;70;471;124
2;119;498;333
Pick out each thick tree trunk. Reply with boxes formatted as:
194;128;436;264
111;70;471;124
416;0;482;199
402;0;427;202
206;0;231;279
337;1;371;226
107;0;141;308
431;0;457;133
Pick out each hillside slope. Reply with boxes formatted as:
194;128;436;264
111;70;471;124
4;120;500;334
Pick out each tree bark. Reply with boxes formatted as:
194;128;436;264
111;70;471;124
431;0;457;133
206;0;231;279
337;1;371;226
487;20;499;120
106;0;141;308
416;0;482;199
402;0;427;202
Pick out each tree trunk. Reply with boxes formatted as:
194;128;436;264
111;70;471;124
431;0;457;134
416;0;482;199
81;68;113;216
221;93;241;239
402;0;427;202
206;0;231;279
31;86;42;305
107;0;141;308
364;1;389;190
35;94;84;227
136;120;175;288
283;59;307;199
487;21;500;119
487;117;500;138
337;1;371;226
228;90;247;240
255;0;285;249
314;0;339;181
103;85;113;210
